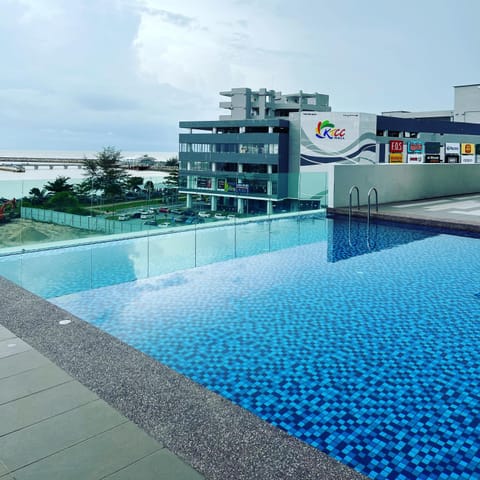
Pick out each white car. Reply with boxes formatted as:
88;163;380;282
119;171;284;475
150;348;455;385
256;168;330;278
140;212;154;219
198;211;210;218
118;214;130;221
214;213;225;219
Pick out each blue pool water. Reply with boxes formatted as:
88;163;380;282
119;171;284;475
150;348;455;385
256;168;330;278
3;216;480;479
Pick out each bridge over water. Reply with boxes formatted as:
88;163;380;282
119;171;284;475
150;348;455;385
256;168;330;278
0;157;92;170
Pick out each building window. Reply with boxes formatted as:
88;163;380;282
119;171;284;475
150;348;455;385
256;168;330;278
243;164;268;173
404;132;418;138
387;130;400;137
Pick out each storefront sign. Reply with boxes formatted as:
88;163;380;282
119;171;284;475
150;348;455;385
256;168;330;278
461;143;475;155
389;153;403;163
425;154;441;163
461;155;476;164
407;142;424;154
315;120;346;140
389;140;404;153
445;143;460;155
197;177;211;188
407;154;424;163
235;183;249;194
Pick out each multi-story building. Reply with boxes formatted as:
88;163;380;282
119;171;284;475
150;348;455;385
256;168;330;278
179;85;480;214
179;88;332;215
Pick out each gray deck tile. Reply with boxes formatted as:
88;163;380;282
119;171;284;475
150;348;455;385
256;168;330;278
0;338;31;359
104;448;205;480
0;380;98;437
0;349;50;380
0;363;71;405
0;326;15;342
9;422;162;480
0;400;127;475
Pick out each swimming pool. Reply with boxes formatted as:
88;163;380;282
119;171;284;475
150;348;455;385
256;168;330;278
2;216;480;479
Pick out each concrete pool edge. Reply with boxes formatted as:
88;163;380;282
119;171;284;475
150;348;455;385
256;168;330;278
0;276;367;480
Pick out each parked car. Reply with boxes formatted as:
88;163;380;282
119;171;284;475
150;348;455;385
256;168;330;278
144;220;157;226
159;207;170;213
118;214;130;221
185;217;205;225
182;209;196;217
140;213;154;219
130;212;141;219
198;211;210;218
214;213;225;219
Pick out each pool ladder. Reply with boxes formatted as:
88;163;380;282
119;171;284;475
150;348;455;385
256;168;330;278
348;186;378;226
348;186;379;249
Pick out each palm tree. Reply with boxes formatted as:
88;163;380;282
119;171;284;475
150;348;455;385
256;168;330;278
44;176;74;195
28;187;47;205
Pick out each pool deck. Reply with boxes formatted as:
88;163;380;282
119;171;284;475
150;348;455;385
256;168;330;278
0;278;365;480
329;192;480;233
2;193;479;480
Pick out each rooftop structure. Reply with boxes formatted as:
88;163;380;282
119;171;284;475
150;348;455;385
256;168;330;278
219;87;331;120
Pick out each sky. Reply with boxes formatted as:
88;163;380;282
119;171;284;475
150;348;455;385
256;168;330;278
2;0;480;153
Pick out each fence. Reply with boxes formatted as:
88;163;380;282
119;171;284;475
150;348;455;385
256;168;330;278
21;207;145;235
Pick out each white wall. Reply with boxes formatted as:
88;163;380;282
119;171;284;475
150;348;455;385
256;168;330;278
329;164;480;208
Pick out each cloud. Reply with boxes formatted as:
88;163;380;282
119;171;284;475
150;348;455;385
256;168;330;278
2;0;480;152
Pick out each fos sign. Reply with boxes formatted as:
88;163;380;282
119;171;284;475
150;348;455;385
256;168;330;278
315;120;346;140
389;140;404;153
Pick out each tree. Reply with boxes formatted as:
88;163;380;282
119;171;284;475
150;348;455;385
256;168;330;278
144;180;155;192
164;169;178;187
125;176;144;191
44;176;74;195
83;146;128;199
165;157;178;167
45;191;83;213
28;187;47;205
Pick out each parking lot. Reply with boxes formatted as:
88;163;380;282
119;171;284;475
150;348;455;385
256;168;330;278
113;204;239;229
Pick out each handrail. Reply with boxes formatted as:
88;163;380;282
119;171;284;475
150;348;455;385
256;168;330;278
348;185;359;221
367;187;378;229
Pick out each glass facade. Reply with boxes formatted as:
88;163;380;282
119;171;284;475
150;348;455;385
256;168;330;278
178;119;290;214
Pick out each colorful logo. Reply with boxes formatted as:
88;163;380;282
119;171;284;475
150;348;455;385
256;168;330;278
315;120;346;140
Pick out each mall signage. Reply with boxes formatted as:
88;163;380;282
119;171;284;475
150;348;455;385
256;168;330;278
445;143;460;155
389;140;404;153
461;143;475;155
407;142;424;154
389;153;403;163
425;154;441;163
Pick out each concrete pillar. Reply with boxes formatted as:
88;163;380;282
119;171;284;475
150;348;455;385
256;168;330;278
211;196;218;211
237;198;244;214
267;164;272;196
267;200;273;215
186;193;192;208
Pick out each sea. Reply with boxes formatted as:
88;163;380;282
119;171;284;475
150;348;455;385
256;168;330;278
0;150;176;199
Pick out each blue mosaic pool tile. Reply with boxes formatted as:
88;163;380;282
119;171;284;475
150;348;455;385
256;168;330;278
48;218;480;479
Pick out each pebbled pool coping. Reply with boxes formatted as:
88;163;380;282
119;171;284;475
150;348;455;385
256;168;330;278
0;276;367;480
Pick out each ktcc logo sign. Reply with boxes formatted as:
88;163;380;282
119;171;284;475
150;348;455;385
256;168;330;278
315;120;346;140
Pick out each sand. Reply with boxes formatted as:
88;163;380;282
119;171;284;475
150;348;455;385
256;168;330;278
0;218;100;248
